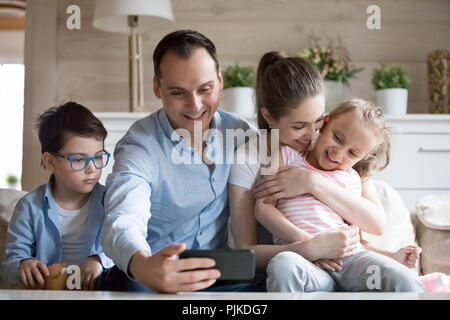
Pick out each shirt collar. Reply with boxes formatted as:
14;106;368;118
43;174;102;209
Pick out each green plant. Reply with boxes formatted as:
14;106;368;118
223;63;255;89
6;174;18;185
372;64;411;90
298;34;363;85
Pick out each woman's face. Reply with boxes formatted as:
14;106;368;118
268;93;326;152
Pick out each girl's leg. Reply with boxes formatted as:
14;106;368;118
266;251;336;292
331;250;425;292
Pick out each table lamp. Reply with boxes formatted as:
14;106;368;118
92;0;174;112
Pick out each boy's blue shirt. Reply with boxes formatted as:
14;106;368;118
1;175;114;283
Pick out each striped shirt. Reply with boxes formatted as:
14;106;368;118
274;145;362;245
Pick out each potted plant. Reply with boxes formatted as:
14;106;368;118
372;64;411;115
298;34;363;111
221;63;256;119
6;174;19;190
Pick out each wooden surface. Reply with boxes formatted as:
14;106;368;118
0;289;449;300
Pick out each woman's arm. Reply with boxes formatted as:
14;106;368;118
228;184;360;271
253;168;387;236
254;198;313;243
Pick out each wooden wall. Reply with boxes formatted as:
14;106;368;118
55;0;450;114
22;0;450;190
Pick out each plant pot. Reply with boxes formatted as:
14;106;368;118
7;183;18;190
324;80;351;112
221;87;256;119
376;88;408;115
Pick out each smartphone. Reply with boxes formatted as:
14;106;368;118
178;249;255;281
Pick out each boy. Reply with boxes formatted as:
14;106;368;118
1;101;113;290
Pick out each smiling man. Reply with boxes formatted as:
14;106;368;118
97;30;257;293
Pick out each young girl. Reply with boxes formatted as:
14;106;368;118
229;52;389;293
255;98;425;292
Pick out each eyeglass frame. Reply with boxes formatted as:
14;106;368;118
50;150;111;171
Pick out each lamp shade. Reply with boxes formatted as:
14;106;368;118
92;0;174;34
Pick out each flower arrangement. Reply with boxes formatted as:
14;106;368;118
298;34;363;85
223;63;256;89
372;64;411;90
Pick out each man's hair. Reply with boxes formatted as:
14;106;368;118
153;29;219;81
35;101;107;157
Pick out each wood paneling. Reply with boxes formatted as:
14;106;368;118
54;0;450;114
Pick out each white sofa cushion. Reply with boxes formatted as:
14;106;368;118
362;180;418;254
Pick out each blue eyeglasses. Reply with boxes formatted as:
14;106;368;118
51;151;111;171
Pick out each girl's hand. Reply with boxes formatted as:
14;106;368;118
392;245;422;269
314;258;343;272
18;258;49;289
253;166;316;203
292;225;360;261
79;255;103;290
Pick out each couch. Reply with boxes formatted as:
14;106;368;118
0;181;449;289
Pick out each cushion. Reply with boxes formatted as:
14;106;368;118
361;180;418;253
413;194;450;275
0;188;28;286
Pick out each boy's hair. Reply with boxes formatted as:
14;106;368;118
35;101;107;166
328;98;392;180
255;51;324;130
153;29;219;82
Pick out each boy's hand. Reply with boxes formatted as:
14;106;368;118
314;258;343;272
79;255;103;290
18;258;49;289
392;245;422;269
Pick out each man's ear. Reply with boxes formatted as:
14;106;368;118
153;76;162;99
217;68;223;90
42;152;56;172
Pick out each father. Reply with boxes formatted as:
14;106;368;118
97;30;257;293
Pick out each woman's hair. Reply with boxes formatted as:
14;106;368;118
328;98;392;179
255;51;324;129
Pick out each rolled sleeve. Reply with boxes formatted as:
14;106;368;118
101;171;152;277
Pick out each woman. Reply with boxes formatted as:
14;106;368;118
228;52;387;291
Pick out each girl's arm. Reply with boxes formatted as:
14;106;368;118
254;168;387;236
254;198;313;244
228;184;360;271
309;175;387;235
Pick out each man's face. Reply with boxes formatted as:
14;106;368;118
153;48;223;136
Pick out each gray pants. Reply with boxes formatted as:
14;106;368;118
266;249;425;292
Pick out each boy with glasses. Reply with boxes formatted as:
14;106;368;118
1;101;114;290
